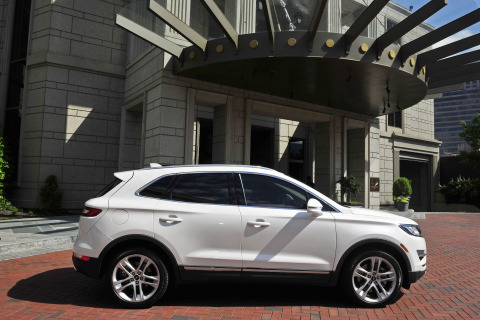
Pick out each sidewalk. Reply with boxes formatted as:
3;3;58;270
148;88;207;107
0;215;79;261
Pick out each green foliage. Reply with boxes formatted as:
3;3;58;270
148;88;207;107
39;175;63;215
459;113;480;171
0;138;17;212
438;176;480;208
393;177;412;197
337;175;362;203
395;196;410;203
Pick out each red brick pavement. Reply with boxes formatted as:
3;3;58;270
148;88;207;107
0;214;479;319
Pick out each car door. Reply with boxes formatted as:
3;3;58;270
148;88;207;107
151;172;242;270
237;173;337;272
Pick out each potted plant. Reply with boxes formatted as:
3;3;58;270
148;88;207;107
393;177;412;211
337;175;362;205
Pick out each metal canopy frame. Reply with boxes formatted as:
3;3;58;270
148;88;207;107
116;14;184;58
261;0;276;51
308;0;328;51
149;0;208;52
375;0;447;57
115;0;480;117
401;8;480;62
343;0;389;53
428;50;480;74
429;62;480;89
200;0;239;50
417;33;480;69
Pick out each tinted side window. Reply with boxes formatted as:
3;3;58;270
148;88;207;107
240;174;307;209
139;175;175;199
95;178;122;198
171;173;231;205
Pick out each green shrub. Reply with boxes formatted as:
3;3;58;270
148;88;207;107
0;138;17;212
337;175;362;203
393;177;412;197
438;176;480;208
39;175;63;215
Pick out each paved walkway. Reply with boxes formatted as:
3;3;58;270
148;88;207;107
0;216;79;261
0;214;478;319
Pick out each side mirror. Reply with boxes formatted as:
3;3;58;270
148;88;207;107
307;198;323;216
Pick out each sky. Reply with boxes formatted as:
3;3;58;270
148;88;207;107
392;0;480;50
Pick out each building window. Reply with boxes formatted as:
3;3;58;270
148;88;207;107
386;18;401;45
388;111;402;128
289;139;305;181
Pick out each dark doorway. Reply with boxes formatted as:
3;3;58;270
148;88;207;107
198;118;213;164
250;126;274;169
289;139;305;181
400;160;429;212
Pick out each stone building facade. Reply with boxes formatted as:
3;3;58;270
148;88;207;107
0;0;440;212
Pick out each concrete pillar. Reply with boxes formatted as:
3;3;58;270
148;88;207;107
368;121;381;210
314;122;331;197
144;83;187;165
347;128;366;203
165;0;191;38
226;0;256;34
118;108;143;171
243;100;252;165
212;102;233;164
184;88;196;165
327;0;342;33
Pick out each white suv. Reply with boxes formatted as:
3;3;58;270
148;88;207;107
72;165;426;308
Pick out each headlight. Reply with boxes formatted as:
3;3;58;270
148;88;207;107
399;224;422;237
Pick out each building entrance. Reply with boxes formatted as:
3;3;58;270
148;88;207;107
250;126;274;169
400;159;430;212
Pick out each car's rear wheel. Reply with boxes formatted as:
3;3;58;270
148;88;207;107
342;250;402;307
106;248;168;308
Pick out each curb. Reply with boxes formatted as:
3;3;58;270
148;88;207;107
0;235;77;256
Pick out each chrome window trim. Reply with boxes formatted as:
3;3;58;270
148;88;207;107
134;169;340;212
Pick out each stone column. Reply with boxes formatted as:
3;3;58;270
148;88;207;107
144;83;187;165
314;122;331;197
327;0;342;33
226;0;256;34
212;101;233;164
367;121;381;210
347;128;366;203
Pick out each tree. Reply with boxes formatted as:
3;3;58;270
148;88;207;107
459;113;480;171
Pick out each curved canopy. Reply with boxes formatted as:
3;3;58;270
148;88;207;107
116;0;480;117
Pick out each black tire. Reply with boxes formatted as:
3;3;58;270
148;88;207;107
105;247;169;308
342;250;403;307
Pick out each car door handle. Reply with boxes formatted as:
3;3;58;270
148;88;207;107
159;216;183;223
247;220;270;228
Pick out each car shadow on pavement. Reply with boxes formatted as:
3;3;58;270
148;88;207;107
8;268;118;309
7;267;403;309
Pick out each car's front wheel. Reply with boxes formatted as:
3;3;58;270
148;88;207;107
105;247;168;308
343;250;403;307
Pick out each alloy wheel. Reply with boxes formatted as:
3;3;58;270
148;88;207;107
352;256;397;304
111;254;161;303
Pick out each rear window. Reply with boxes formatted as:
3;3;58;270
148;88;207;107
95;178;122;198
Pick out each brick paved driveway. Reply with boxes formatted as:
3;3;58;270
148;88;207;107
0;214;479;319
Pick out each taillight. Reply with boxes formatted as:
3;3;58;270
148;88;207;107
82;206;102;217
